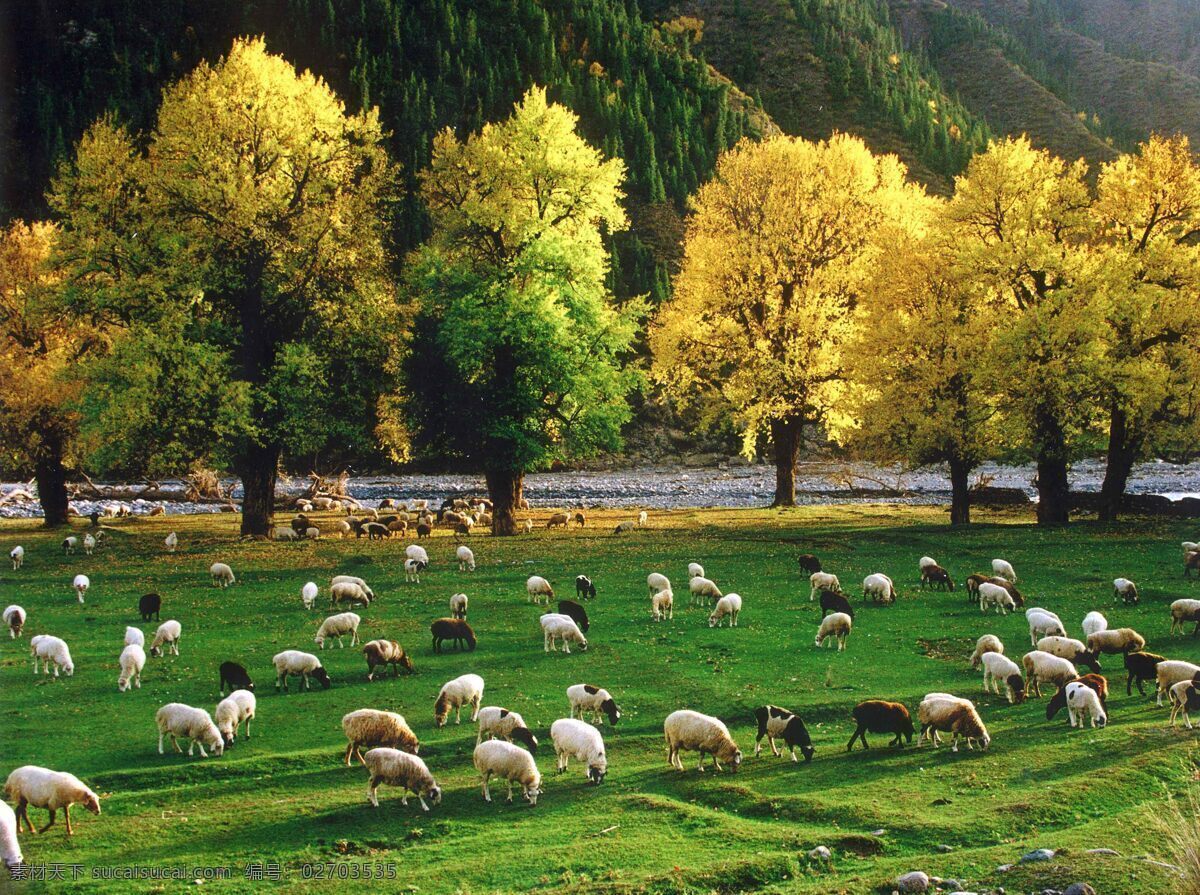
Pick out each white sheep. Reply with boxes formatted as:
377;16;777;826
405;544;429;566
1113;577;1139;604
1156;660;1200;706
364;748;441;811
215;689;256;745
709;593;742;627
296;581;317;610
343;709;418;764
476;706;538;751
457;545;476;571
647;572;671;597
72;574;89;604
978;581;1015;614
527;575;554;605
404;557;426;583
9;545;23;570
82;533;96;555
688;576;722;607
164;532;177;553
3;766;101;837
862;573;896;604
4;604;26;638
155;703;224;757
210;562;236;587
1027;608;1066;645
1021;650;1078;697
1065;681;1107;728
567;684;622;725
1170;598;1200;635
117;643;145;692
445;592;468;621
1082;610;1108;640
1168;679;1200;728
550;718;607;783
918;556;938;574
991;558;1017;582
473;739;542;805
638;511;648;527
435;673;485;727
651;588;674;621
808;572;840;601
980;651;1024;703
541;612;588;653
970;634;1004;669
315;612;361;649
687;562;705;580
62;536;78;555
124;625;143;647
917;694;990;751
1086;628;1145;655
663;709;742;772
330;581;371;608
0;798;21;870
815;612;852;650
31;635;74;677
149;620;182;657
272;650;331;692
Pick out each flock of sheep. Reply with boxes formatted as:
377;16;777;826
3;505;1200;877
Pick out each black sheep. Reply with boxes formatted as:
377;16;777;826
846;700;913;751
1124;651;1165;696
753;706;814;762
819;589;854;620
920;565;955;591
138;593;161;622
797;554;822;574
430;618;477;653
557;599;590;633
219;661;254;696
575;575;597;600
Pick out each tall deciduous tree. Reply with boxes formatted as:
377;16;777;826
405;87;642;535
50;37;399;535
651;133;925;506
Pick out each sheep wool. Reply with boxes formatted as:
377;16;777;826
688;576;722;607
687;563;705;580
808;572;841;601
541;613;587;653
0;798;21;869
10;545;23;570
709;593;742;627
991;558;1017;582
917;694;990;752
526;576;554;605
31;635;74;677
647;572;671;597
1156;661;1200;706
72;574;89;603
456;545;476;571
1065;682;1106;728
651;588;674;621
4;604;26;639
664;710;742;773
149;620;182;657
567;684;622;726
315;612;361;649
343;709;419;765
980;651;1025;704
155;703;224;757
450;593;468;620
970;634;1004;669
1086;628;1145;656
117;644;146;692
476;707;538;752
301;582;318;610
1022;651;1078;698
364;748;442;811
435;674;485;727
272;650;331;692
1081;611;1108;640
124;625;144;647
550;718;607;783
215;690;256;745
473;740;542;805
815;612;852;650
210;563;236;587
4;766;101;838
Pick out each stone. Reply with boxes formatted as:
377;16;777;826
1085;848;1119;856
1020;848;1056;863
1064;884;1096;895
940;880;964;891
895;871;930;893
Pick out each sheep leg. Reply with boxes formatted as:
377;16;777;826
39;809;56;834
171;734;183;753
563;641;571;654
470;699;480;722
455;705;462;724
505;780;514;803
696;749;706;772
344;743;356;766
63;804;73;836
367;777;381;807
158;732;165;754
15;799;33;834
418;795;430;812
544;631;551;652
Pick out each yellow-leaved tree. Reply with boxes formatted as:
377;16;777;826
650;134;926;506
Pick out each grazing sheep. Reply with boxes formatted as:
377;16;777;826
1125;651;1166;696
847;700;914;750
407;543;433;566
476;707;539;752
917;694;990;751
125;626;144;646
709;593;742;628
546;512;569;529
752;705;815;762
1086;628;1145;656
218;661;254;695
404;558;427;583
10;545;24;570
819;589;854;619
1082;611;1108;640
1169;598;1200;635
1113;577;1139;605
541;613;588;653
815;612;852;650
272;526;299;542
688;576;723;607
980;652;1025;703
386;520;407;535
301;581;318;610
638;510;648;527
1065;681;1107;728
331;574;375;598
521;519;533;534
149;620;182;657
31;635;74;677
435;673;485;727
970;634;1004;669
1022;651;1078;698
1037;635;1101;673
567;684;621;725
527;575;554;605
991;558;1017;582
1185;540;1199;557
456;545;476;572
62;536;78;555
796;554;822;573
688;562;705;580
416;522;432;538
1156;660;1200;706
978;581;1015;615
430;618;476;653
138;593;161;622
364;748;441;811
921;564;955;591
72;574;89;604
1186;551;1200;578
1046;673;1108;720
809;572;841;601
651;588;674;621
215;690;256;745
862;573;896;604
1167;676;1200;728
965;573;989;601
82;533;96;556
988;576;1025;608
362;640;413;680
663;710;742;773
557;599;589;633
575;575;597;600
647;572;671;597
272;650;331;692
343;709;419;765
0;798;21;870
334;520;353;538
550;718;607;783
613;520;636;534
4;766;101;837
450;593;468;620
918;556;938;574
315;612;361;649
210;563;235;587
1027;608;1067;645
155;703;224;757
330;581;371;609
304;527;321;540
573;510;586;528
474;739;542;805
4;604;26;638
117;644;145;692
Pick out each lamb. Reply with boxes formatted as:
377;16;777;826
709;593;742;627
450;593;468;619
272;650;331;692
978;581;1016;615
647;572;671;597
688;576;722;607
819;589;854;619
809;572;841;600
1167;675;1200;728
10;545;23;570
364;748;441;811
815;612;852;650
1086;628;1145;656
1113;577;1139;605
752;705;815;762
862;573;896;604
31;635;74;677
557;599;589;633
72;574;89;604
4;604;26;638
1022;650;1078;697
330;581;371;609
315;612;361;649
527;575;554;605
970;634;1004;669
83;533;96;555
1065;681;1107;728
215;690;256;745
343;709;419;765
663;710;742;773
4;766;101;837
404;557;427;583
796;554;822;573
541;612;588;653
219;661;254;695
546;512;569;529
1046;673;1108;720
1124;651;1166;696
1169;598;1200;635
1156;660;1200;706
62;536;78;555
567;684;622;725
476;706;539;751
550;718;607;783
117;643;145;692
980;651;1025;703
139;592;161;621
456;545;476;572
651;588;674;621
332;574;376;600
474;739;543;805
155;703;224;757
435;673;485;727
1027;608;1067;645
687;562;705;580
0;798;21;870
991;558;1017;582
575;575;596;599
430;618;476;653
149;619;182;657
917;694;990;751
921;564;955;591
362;640;413;680
847;700;915;751
1037;635;1101;673
210;562;236;587
1082;610;1108;640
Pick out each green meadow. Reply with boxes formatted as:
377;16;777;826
2;505;1199;894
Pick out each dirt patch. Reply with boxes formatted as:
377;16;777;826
833;833;885;855
917;637;974;662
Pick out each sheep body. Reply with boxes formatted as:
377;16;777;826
1168;679;1200;728
862;573;896;604
215;690;256;745
209;562;235;587
663;710;742;772
342;709;418;765
978;581;1015;614
435;673;485;727
918;556;938;573
155;703;224;757
1022;650;1078;697
1046;673;1109;720
526;575;554;605
124;625;143;647
970;634;1004;669
473;739;543;804
556;599;590;633
404;545;429;566
815;612;852;650
10;545;23;569
1113;577;1139;604
1125;651;1166;696
430;618;476;652
476;707;538;752
550;718;607;783
1065;682;1107;728
753;705;814;762
809;572;840;600
218;662;254;695
647;572;671;596
688;576;722;606
1086;628;1145;656
1082;611;1108;640
4;604;26;638
546;512;569;529
1027;608;1067;645
991;558;1017;582
315;612;361;649
709;593;742;627
1169;598;1200;635
362;640;413;680
0;798;21;868
138;593;161;621
980;651;1025;703
567;684;621;725
917;694;990;751
687;562;705;580
117;644;145;692
31;635;74;676
456;545;476;571
72;574;89;603
149;619;182;657
1156;660;1200;706
541;612;588;652
364;748;441;811
330;581;371;608
301;582;318;609
450;593;468;619
272;650;331;691
847;700;914;750
819;589;854;619
4;766;101;837
1036;635;1101;672
651;588;674;621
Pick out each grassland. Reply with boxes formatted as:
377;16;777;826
2;504;1199;894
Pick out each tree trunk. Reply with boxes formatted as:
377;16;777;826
1034;411;1070;526
948;457;972;526
769;415;803;507
486;468;524;536
34;431;69;527
236;443;281;537
1099;403;1139;522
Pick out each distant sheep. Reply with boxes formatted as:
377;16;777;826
1027;608;1067;645
404;558;427;583
1065;681;1107;728
638;510;648;527
688;562;705;580
139;593;161;622
796;554;821;573
405;545;430;566
272;526;299;542
155;703;224;757
663;709;742;773
1186;551;1200;578
331;574;375;599
980;651;1025;704
10;545;23;570
215;689;256;745
526;575;554;605
809;572;840;600
4;604;26;638
753;705;814;762
688;576;722;607
1082;611;1107;640
430;618;476;653
819;589;854;620
613;521;636;534
970;634;1003;669
1046;673;1108;721
556;599;589;633
1113;577;1139;605
218;662;254;696
847;700;914;751
978;582;1015;615
815;612;852;650
62;536;78;555
72;574;89;604
567;684;621;726
862;573;896;604
342;709;418;765
651;588;674;621
364;748;441;811
709;593;742;628
456;545;475;572
435;673;485;727
917;693;990;751
149;620;182;657
476;706;538;752
1124;651;1166;696
31;635;74;677
1022;650;1078;698
301;582;318;610
210;563;236;587
550;718;607;783
473;739;542;805
573;510;587;528
450;593;468;620
330;581;371;609
362;640;414;680
4;766;101;838
83;533;96;555
1086;628;1145;656
546;512;569;529
921;564;955;591
272;650;331;692
1169;598;1200;636
647;572;671;597
315;612;361;649
991;558;1016;583
541;613;587;653
575;576;596;600
117;644;145;692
